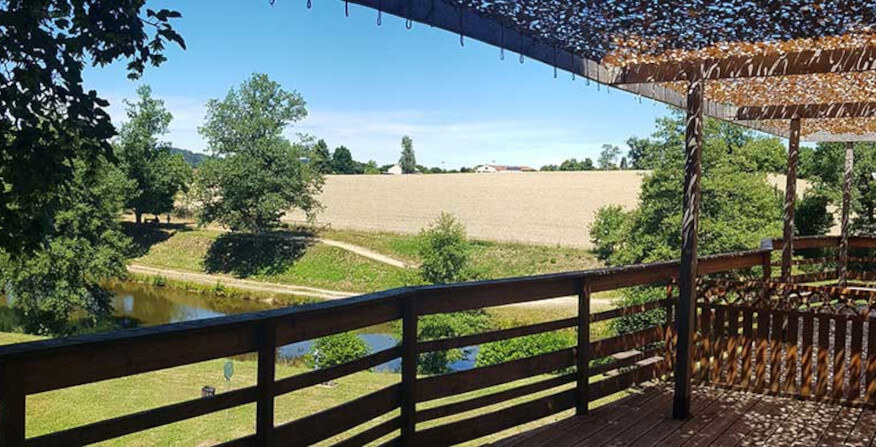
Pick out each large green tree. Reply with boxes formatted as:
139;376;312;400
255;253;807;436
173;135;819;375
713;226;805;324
0;1;184;253
116;85;192;223
196;73;323;233
597;144;622;170
800;142;876;233
399;136;417;174
591;114;784;266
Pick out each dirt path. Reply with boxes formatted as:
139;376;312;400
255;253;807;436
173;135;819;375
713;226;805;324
318;238;415;268
127;264;356;300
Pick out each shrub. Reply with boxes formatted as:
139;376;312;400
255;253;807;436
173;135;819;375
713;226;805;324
590;205;632;262
796;190;834;236
476;331;575;368
307;332;371;369
611;286;669;336
411;310;491;375
418;213;475;285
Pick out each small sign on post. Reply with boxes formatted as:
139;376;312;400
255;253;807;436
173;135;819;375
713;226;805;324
224;361;234;382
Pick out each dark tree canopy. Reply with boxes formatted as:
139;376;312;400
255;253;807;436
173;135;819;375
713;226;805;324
0;0;184;253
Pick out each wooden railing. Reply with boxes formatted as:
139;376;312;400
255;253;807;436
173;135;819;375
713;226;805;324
0;248;770;446
695;279;876;407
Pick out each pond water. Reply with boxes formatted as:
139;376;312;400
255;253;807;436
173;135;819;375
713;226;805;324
105;282;476;372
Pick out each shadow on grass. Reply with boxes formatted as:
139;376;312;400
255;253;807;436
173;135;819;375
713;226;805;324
122;222;193;257
204;231;315;277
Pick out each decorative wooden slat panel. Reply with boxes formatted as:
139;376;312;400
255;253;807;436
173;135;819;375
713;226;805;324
699;306;712;382
711;307;726;383
272;384;400;446
755;311;770;389
769;311;785;393
834;317;849;400
726;308;740;385
816;316;832;396
849;319;864;402
801;313;815;398
784;312;799;396
740;309;754;388
868;317;876;403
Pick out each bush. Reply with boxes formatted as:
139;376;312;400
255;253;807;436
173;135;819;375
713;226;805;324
476;331;575;368
418;213;475;284
796;191;834;236
590;205;632;262
307;332;371;369
413;310;491;375
610;286;668;336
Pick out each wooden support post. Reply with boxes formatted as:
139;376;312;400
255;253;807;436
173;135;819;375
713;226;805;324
576;278;591;415
673;65;704;421
781;118;801;282
400;300;418;445
839;142;854;287
0;363;25;447
256;320;277;445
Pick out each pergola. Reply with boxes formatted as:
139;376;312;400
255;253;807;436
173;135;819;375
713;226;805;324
344;0;876;421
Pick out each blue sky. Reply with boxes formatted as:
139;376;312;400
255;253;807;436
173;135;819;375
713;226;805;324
84;0;674;169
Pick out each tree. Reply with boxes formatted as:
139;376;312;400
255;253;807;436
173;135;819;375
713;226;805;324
399;136;417;174
331;146;359;174
418;213;475;285
116;85;192;223
597;144;622;170
311;139;333;174
620;156;629;170
1;155;134;335
799;142;876;233
196;73;323;233
0;1;184;254
307;332;371;369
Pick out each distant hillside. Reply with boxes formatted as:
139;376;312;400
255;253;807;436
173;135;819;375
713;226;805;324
169;147;211;167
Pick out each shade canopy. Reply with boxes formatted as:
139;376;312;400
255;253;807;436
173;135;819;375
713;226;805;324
347;0;876;141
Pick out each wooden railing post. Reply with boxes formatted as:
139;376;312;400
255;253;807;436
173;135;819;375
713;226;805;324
400;299;418;445
0;363;25;447
576;277;591;416
838;142;854;286
256;321;277;445
781;118;801;282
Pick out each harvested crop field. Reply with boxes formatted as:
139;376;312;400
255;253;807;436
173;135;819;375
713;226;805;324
287;171;648;248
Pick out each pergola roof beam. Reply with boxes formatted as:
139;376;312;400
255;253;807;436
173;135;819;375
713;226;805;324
736;102;876;120
613;46;876;85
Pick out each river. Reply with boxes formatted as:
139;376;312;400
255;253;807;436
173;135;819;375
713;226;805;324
106;282;476;371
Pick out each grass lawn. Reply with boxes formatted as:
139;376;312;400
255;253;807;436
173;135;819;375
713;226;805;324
3;333;633;446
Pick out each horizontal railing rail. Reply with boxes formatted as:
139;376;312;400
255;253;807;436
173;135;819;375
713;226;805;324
0;247;772;446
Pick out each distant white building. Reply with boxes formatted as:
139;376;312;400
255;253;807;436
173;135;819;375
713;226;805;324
385;164;404;175
475;164;535;174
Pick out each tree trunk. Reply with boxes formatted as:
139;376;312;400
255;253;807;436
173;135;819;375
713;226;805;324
135;210;142;225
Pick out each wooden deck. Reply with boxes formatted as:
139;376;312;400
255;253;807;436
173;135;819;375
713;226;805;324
494;384;876;446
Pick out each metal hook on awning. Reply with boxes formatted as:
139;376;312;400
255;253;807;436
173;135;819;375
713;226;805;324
499;27;505;61
553;47;558;78
519;34;524;64
377;0;382;26
406;18;413;29
459;8;464;46
345;1;349;16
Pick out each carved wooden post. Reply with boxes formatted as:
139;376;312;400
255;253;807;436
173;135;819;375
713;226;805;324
839;142;854;286
0;363;25;447
781;118;801;282
576;277;591;415
673;65;704;421
256;320;277;445
400;299;418;445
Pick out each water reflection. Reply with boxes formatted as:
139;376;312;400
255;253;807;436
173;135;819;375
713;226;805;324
106;283;474;372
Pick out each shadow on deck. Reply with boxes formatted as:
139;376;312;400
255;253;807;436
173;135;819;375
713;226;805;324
493;384;876;446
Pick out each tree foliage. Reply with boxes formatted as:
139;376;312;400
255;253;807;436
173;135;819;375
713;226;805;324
591;114;783;267
541;158;594;171
196;74;323;233
418;213;475;285
800;142;876;234
116;85;192;223
597;144;622;170
399;136;417;174
415;311;490;375
1;156;133;335
0;1;184;253
477;331;574;368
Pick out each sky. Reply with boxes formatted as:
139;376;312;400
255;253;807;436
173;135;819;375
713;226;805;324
83;0;676;169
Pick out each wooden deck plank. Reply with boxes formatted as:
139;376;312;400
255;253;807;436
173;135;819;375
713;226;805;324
709;394;794;447
816;406;862;446
624;387;727;447
494;385;876;447
845;406;876;447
